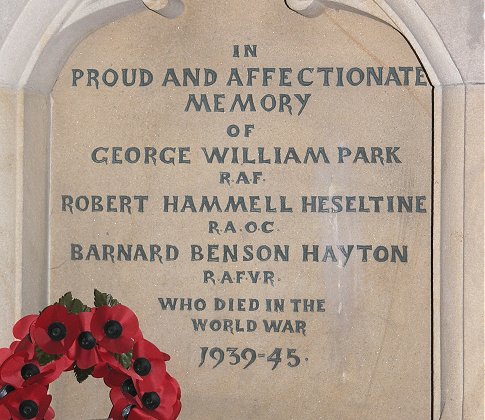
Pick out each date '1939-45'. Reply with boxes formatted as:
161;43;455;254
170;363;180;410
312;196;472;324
199;347;305;370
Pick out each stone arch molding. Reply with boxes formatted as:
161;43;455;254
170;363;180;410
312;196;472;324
0;0;462;92
0;1;469;420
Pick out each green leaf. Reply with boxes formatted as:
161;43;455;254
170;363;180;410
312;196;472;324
73;364;93;383
94;289;120;308
58;292;89;314
35;347;60;366
58;292;73;307
69;298;90;314
114;351;133;369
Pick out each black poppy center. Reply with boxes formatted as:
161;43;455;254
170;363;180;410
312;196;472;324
20;363;40;380
142;392;160;411
47;322;67;341
121;379;137;397
78;331;96;350
133;357;151;376
104;320;122;339
0;384;15;399
19;400;39;419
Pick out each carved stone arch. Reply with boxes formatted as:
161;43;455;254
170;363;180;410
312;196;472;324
0;1;469;419
286;0;463;86
0;0;462;91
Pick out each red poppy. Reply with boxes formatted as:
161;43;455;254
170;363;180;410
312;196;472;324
31;305;80;355
45;407;55;420
67;311;111;369
100;352;142;403
110;391;180;420
161;373;181;419
10;336;35;359
92;350;142;411
91;305;140;353
107;372;142;419
0;403;10;418
0;351;71;388
13;315;38;340
137;375;181;420
109;393;152;420
90;346;141;385
132;373;181;420
104;364;140;388
0;347;13;367
1;383;53;420
109;377;138;406
0;382;15;416
131;339;169;390
0;346;14;394
108;369;180;420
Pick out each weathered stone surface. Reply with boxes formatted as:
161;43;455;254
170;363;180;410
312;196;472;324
0;1;482;419
49;2;432;418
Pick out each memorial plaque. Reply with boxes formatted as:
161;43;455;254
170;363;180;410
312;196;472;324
49;1;432;418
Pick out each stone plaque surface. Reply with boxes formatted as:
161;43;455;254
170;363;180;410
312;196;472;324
49;1;432;418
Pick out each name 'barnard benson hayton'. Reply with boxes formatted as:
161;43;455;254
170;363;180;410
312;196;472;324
70;243;408;265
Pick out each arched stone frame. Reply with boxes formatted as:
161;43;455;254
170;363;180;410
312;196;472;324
0;0;478;419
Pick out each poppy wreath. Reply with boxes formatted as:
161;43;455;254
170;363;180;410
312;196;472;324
0;290;181;420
